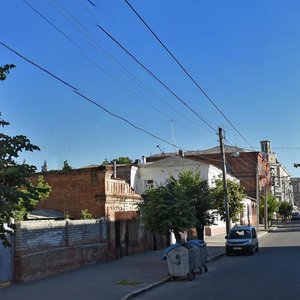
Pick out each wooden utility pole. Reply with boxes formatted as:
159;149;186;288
219;127;230;236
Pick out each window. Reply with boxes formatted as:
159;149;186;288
145;180;154;190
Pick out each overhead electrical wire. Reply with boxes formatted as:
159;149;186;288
97;24;217;135
23;0;82;50
22;0;253;171
86;1;258;176
123;0;255;151
24;0;206;133
0;41;184;150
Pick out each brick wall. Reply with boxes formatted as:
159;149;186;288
15;219;107;254
14;219;111;282
14;218;168;282
31;168;107;219
30;166;142;220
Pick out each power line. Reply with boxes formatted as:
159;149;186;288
25;0;205;133
73;90;184;149
0;41;184;151
97;24;217;135
0;42;78;91
87;0;95;7
23;0;82;50
124;0;255;151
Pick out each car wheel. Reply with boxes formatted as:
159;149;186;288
250;247;255;255
256;244;259;252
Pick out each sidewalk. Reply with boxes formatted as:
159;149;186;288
0;228;272;300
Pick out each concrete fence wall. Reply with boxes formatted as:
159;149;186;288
14;219;112;282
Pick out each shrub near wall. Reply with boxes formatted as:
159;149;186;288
14;219;112;282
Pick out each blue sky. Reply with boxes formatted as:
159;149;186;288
1;0;300;176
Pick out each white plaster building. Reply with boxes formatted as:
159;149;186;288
131;155;244;236
132;155;237;194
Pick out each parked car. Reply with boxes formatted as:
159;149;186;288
291;211;300;220
225;225;259;256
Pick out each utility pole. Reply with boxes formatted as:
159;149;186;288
264;183;268;229
256;165;260;232
219;127;230;236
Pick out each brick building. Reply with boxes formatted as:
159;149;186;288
30;165;143;253
30;165;142;220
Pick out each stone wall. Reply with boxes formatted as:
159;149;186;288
14;219;112;282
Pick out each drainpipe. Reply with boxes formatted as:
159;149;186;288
113;160;117;179
256;165;260;232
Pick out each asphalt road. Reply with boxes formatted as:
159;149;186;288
134;221;300;300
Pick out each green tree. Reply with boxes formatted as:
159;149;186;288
41;160;48;172
278;201;293;223
211;177;245;224
101;156;133;165
259;192;279;226
62;160;72;171
14;175;52;221
0;64;15;81
175;170;214;240
81;209;93;219
138;176;197;242
101;158;110;165
0;115;51;247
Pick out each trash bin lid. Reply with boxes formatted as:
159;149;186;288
161;243;181;260
180;242;193;250
186;240;206;247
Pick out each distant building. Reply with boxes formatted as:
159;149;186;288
260;140;293;205
290;178;300;209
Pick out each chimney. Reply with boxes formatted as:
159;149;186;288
260;140;271;154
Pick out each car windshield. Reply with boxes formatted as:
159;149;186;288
228;229;251;239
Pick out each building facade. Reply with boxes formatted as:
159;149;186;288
260;140;294;205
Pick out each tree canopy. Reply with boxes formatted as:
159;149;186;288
138;170;214;242
278;201;293;222
1;65;51;246
0;114;51;246
211;177;245;223
259;192;279;225
0;64;15;81
41;160;48;172
62;160;72;171
175;170;214;240
101;156;133;165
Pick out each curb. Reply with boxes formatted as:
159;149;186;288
121;276;170;300
122;252;225;300
0;282;11;289
122;229;273;299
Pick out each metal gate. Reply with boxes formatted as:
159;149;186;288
0;235;13;283
115;211;139;258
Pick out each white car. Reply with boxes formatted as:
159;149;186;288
225;225;259;256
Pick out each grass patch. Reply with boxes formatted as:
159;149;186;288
117;279;143;286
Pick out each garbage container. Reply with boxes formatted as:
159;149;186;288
186;240;208;273
162;243;195;281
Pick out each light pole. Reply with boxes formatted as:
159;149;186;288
219;127;230;236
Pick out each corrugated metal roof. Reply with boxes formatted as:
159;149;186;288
27;209;65;220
